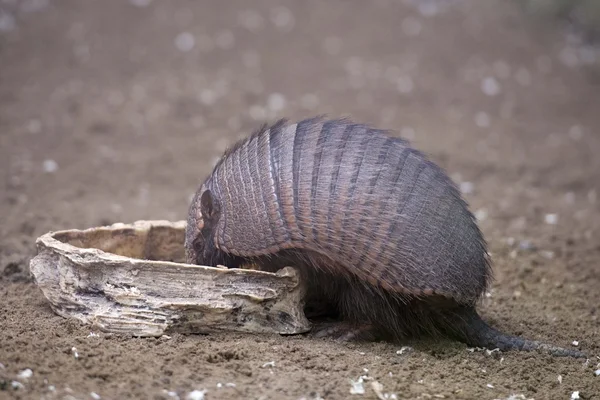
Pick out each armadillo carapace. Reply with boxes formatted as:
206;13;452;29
185;116;585;358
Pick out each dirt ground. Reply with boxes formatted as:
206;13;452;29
1;1;599;399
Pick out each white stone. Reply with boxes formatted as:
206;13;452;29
460;181;474;194
0;12;16;32
174;32;195;52
186;390;206;400
544;214;558;225
238;10;264;32
270;6;294;31
571;391;580;400
267;93;286;112
481;77;501;96
18;369;32;379
43;159;58;173
568;125;583;141
199;90;216;106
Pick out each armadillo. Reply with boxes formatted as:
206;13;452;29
185;116;586;358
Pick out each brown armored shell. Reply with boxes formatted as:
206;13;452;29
189;117;491;305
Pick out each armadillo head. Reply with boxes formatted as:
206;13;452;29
184;182;221;266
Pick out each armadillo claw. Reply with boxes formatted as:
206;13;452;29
310;321;377;342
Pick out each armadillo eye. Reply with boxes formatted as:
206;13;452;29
193;238;204;253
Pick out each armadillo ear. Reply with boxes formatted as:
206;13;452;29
200;189;219;219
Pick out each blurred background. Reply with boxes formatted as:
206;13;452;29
1;1;600;399
2;0;599;282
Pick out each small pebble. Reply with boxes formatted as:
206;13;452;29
481;77;501;96
11;381;24;390
558;375;562;384
568;125;583;141
0;12;17;32
238;10;264;32
564;192;575;204
267;93;286;112
518;240;535;251
486;384;494;389
199;89;216;106
474;209;487;221
174;32;195;52
261;361;275;368
571;391;580;400
43;159;58;173
71;347;79;359
540;250;554;259
18;369;32;379
27;119;42;134
572;340;579;346
91;392;101;400
270;6;294;31
418;2;438;17
544;214;558;225
186;390;206;400
594;369;600;376
349;377;365;395
48;385;56;391
459;181;474;195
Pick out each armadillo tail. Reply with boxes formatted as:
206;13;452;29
439;306;587;358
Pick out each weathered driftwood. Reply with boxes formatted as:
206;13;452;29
29;220;310;337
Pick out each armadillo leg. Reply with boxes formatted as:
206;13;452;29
439;306;587;358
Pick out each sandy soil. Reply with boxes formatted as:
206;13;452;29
1;1;599;399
